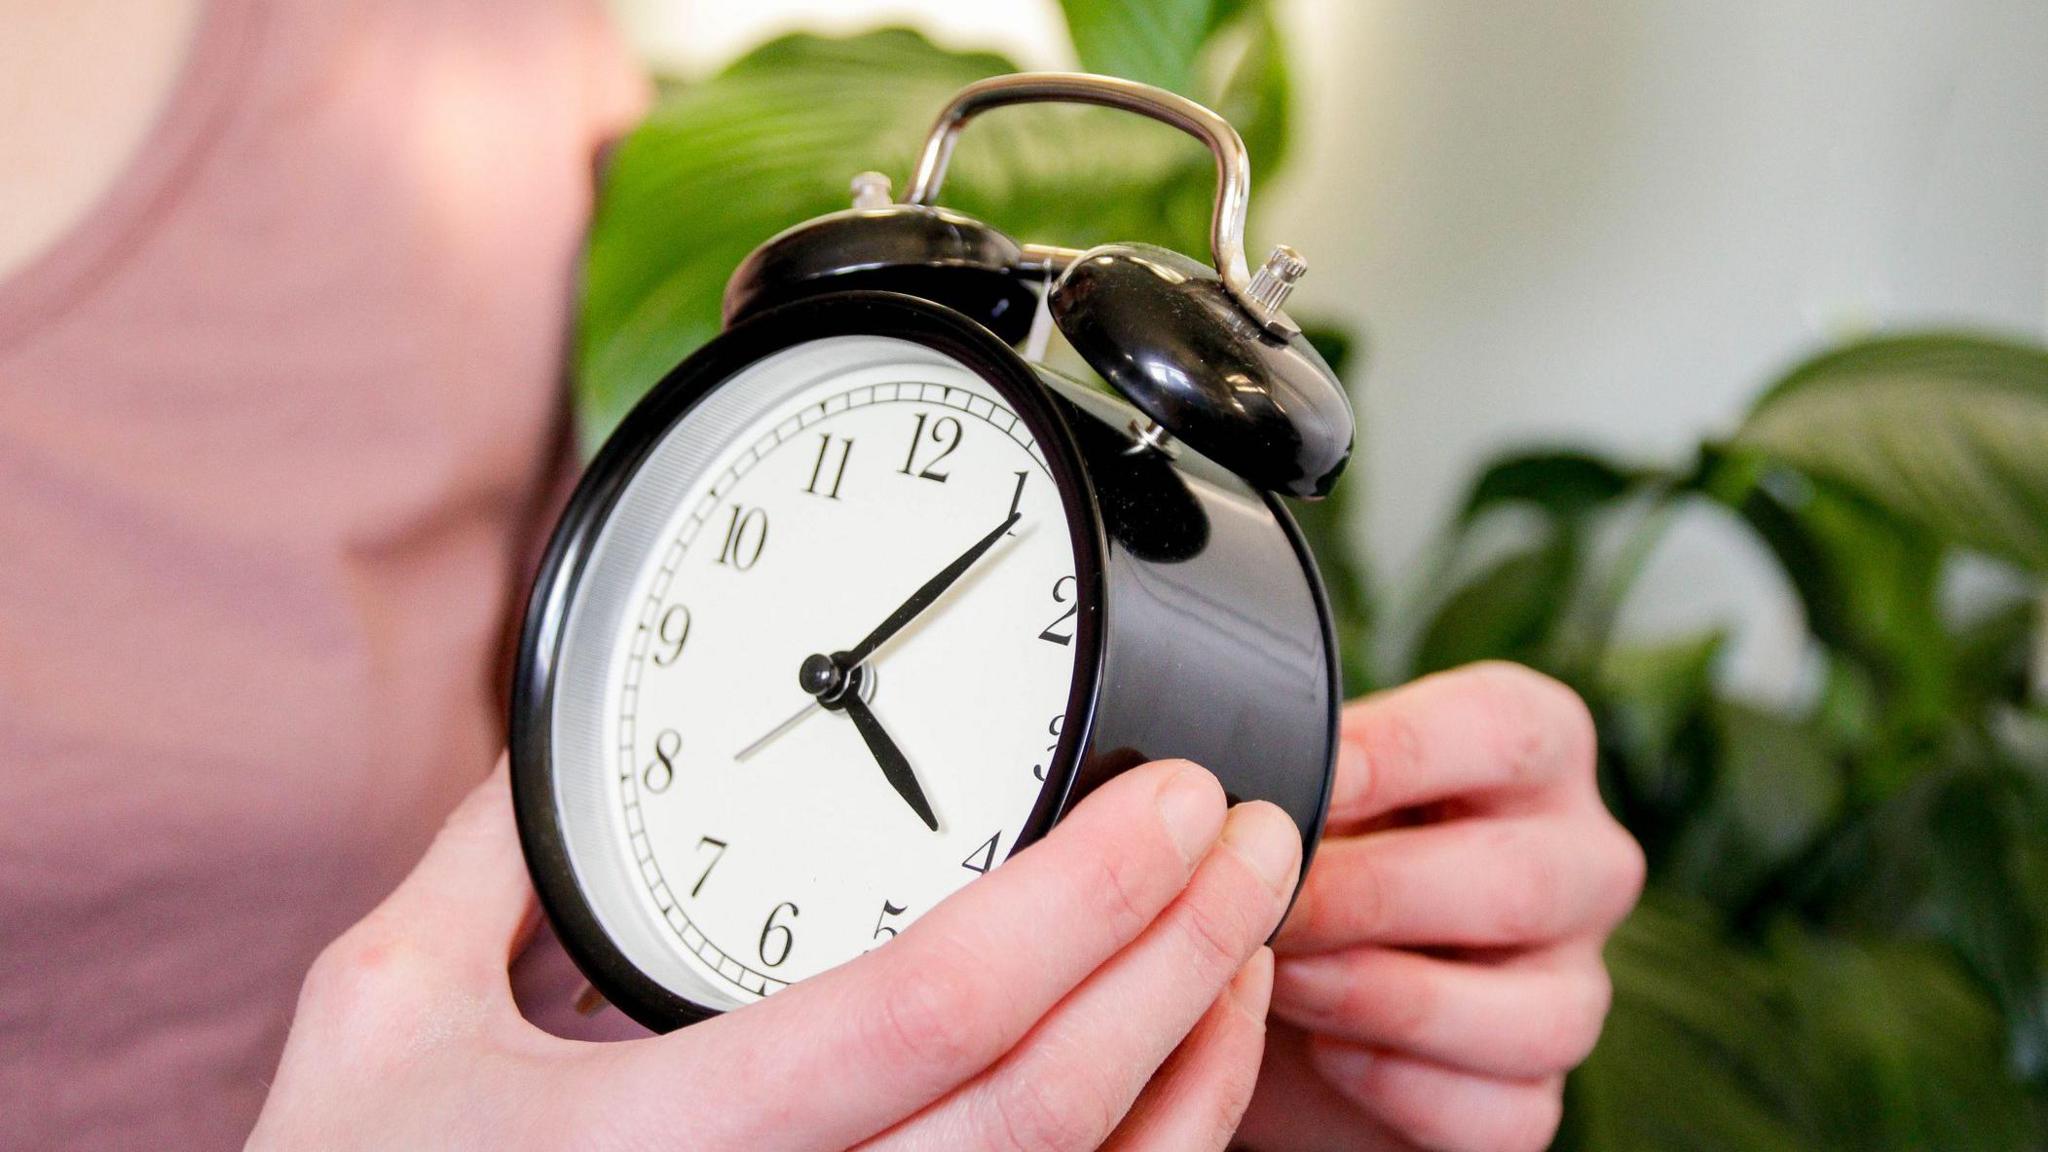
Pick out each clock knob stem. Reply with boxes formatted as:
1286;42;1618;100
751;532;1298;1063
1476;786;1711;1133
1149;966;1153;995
850;170;894;209
1243;244;1307;321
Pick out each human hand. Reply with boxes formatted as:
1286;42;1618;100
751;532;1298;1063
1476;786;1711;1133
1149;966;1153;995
247;754;1301;1151
1236;663;1645;1152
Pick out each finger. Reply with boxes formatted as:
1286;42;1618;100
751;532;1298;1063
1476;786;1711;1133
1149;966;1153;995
1278;813;1641;952
1329;662;1596;829
608;758;1230;1151
1310;1041;1565;1152
872;804;1300;1151
364;756;538;981
1271;944;1611;1079
1232;1022;1407;1152
1103;948;1276;1152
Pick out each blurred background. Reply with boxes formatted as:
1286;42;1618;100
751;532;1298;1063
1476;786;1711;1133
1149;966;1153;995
582;1;2048;1146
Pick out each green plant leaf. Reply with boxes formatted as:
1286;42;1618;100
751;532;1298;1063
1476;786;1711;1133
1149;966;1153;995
1592;631;1725;871
1710;455;1953;748
1921;768;2048;1083
1057;0;1222;94
1566;892;2040;1150
1563;895;1812;1152
577;27;1230;449
1733;332;2048;573
1660;698;1841;916
1200;2;1292;179
1772;928;2035;1148
577;30;1014;444
1460;448;1640;525
1413;533;1578;675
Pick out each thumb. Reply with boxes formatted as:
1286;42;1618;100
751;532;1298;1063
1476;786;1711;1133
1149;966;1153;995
373;755;539;982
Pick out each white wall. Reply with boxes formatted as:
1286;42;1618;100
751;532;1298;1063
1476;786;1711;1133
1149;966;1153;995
610;0;2048;696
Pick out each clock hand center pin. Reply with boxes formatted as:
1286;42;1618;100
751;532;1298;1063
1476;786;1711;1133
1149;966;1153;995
730;659;876;763
736;509;1022;827
729;509;1022;771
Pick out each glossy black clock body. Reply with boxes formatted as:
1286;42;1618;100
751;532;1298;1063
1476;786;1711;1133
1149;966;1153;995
511;291;1338;1032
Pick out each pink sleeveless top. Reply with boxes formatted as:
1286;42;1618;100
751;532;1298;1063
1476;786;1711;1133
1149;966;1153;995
0;3;648;1146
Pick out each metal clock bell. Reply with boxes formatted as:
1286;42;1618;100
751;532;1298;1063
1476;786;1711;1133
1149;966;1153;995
511;73;1354;1031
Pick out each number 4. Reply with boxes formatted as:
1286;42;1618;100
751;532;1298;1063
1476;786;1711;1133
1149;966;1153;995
961;831;1001;874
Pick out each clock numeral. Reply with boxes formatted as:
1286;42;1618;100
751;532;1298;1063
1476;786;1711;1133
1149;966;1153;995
758;901;800;968
643;729;681;794
1031;714;1065;782
1038;575;1078;646
652;604;692;667
689;835;727;898
872;900;909;941
1005;470;1028;533
804;433;854;499
715;504;769;570
898;412;962;482
962;831;1002;875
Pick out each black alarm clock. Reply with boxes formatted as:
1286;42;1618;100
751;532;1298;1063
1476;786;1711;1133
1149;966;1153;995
511;73;1354;1031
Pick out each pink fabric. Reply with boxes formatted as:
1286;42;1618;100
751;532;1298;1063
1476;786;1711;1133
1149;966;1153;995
0;2;650;1146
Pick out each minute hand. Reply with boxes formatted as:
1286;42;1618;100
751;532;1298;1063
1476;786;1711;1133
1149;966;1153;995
841;511;1020;665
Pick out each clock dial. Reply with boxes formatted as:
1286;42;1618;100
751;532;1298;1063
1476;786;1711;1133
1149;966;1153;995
550;334;1084;1009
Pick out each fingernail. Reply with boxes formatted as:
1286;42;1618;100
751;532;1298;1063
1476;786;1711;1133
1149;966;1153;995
1156;763;1225;865
1310;1040;1374;1088
1272;953;1349;1014
1222;801;1303;897
1230;947;1276;1018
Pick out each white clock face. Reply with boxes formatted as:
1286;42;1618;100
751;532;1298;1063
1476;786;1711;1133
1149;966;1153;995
548;334;1085;1010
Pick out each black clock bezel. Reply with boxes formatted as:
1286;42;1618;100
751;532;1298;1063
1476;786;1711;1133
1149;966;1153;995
509;291;1109;1031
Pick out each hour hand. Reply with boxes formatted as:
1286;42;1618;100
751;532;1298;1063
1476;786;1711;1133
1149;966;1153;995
839;694;939;831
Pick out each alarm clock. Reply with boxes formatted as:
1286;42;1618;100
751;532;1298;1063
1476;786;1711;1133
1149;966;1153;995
511;73;1354;1031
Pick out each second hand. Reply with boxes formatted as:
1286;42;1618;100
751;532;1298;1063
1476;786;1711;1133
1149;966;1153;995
731;665;876;762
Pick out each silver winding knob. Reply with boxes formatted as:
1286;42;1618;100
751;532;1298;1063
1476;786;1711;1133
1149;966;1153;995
850;170;894;209
1244;244;1307;319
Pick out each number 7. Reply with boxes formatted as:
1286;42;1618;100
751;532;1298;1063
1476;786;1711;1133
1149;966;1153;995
690;836;728;898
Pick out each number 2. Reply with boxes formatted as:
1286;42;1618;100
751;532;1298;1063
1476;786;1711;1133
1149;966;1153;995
1038;575;1078;645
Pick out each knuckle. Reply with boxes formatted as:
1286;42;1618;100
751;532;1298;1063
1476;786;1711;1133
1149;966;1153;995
1354;960;1436;1048
1194;1035;1266;1144
987;1058;1114;1152
304;920;428;1011
1084;843;1161;941
1467;662;1591;786
1499;1090;1566;1152
870;944;994;1074
1518;969;1610;1072
1177;873;1262;982
1564;966;1616;1064
1179;898;1252;986
1373;1087;1465;1152
1344;850;1388;939
1611;823;1648;900
1355;707;1426;813
1490;826;1562;941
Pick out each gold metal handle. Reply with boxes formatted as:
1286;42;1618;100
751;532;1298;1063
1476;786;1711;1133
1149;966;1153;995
904;73;1300;334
